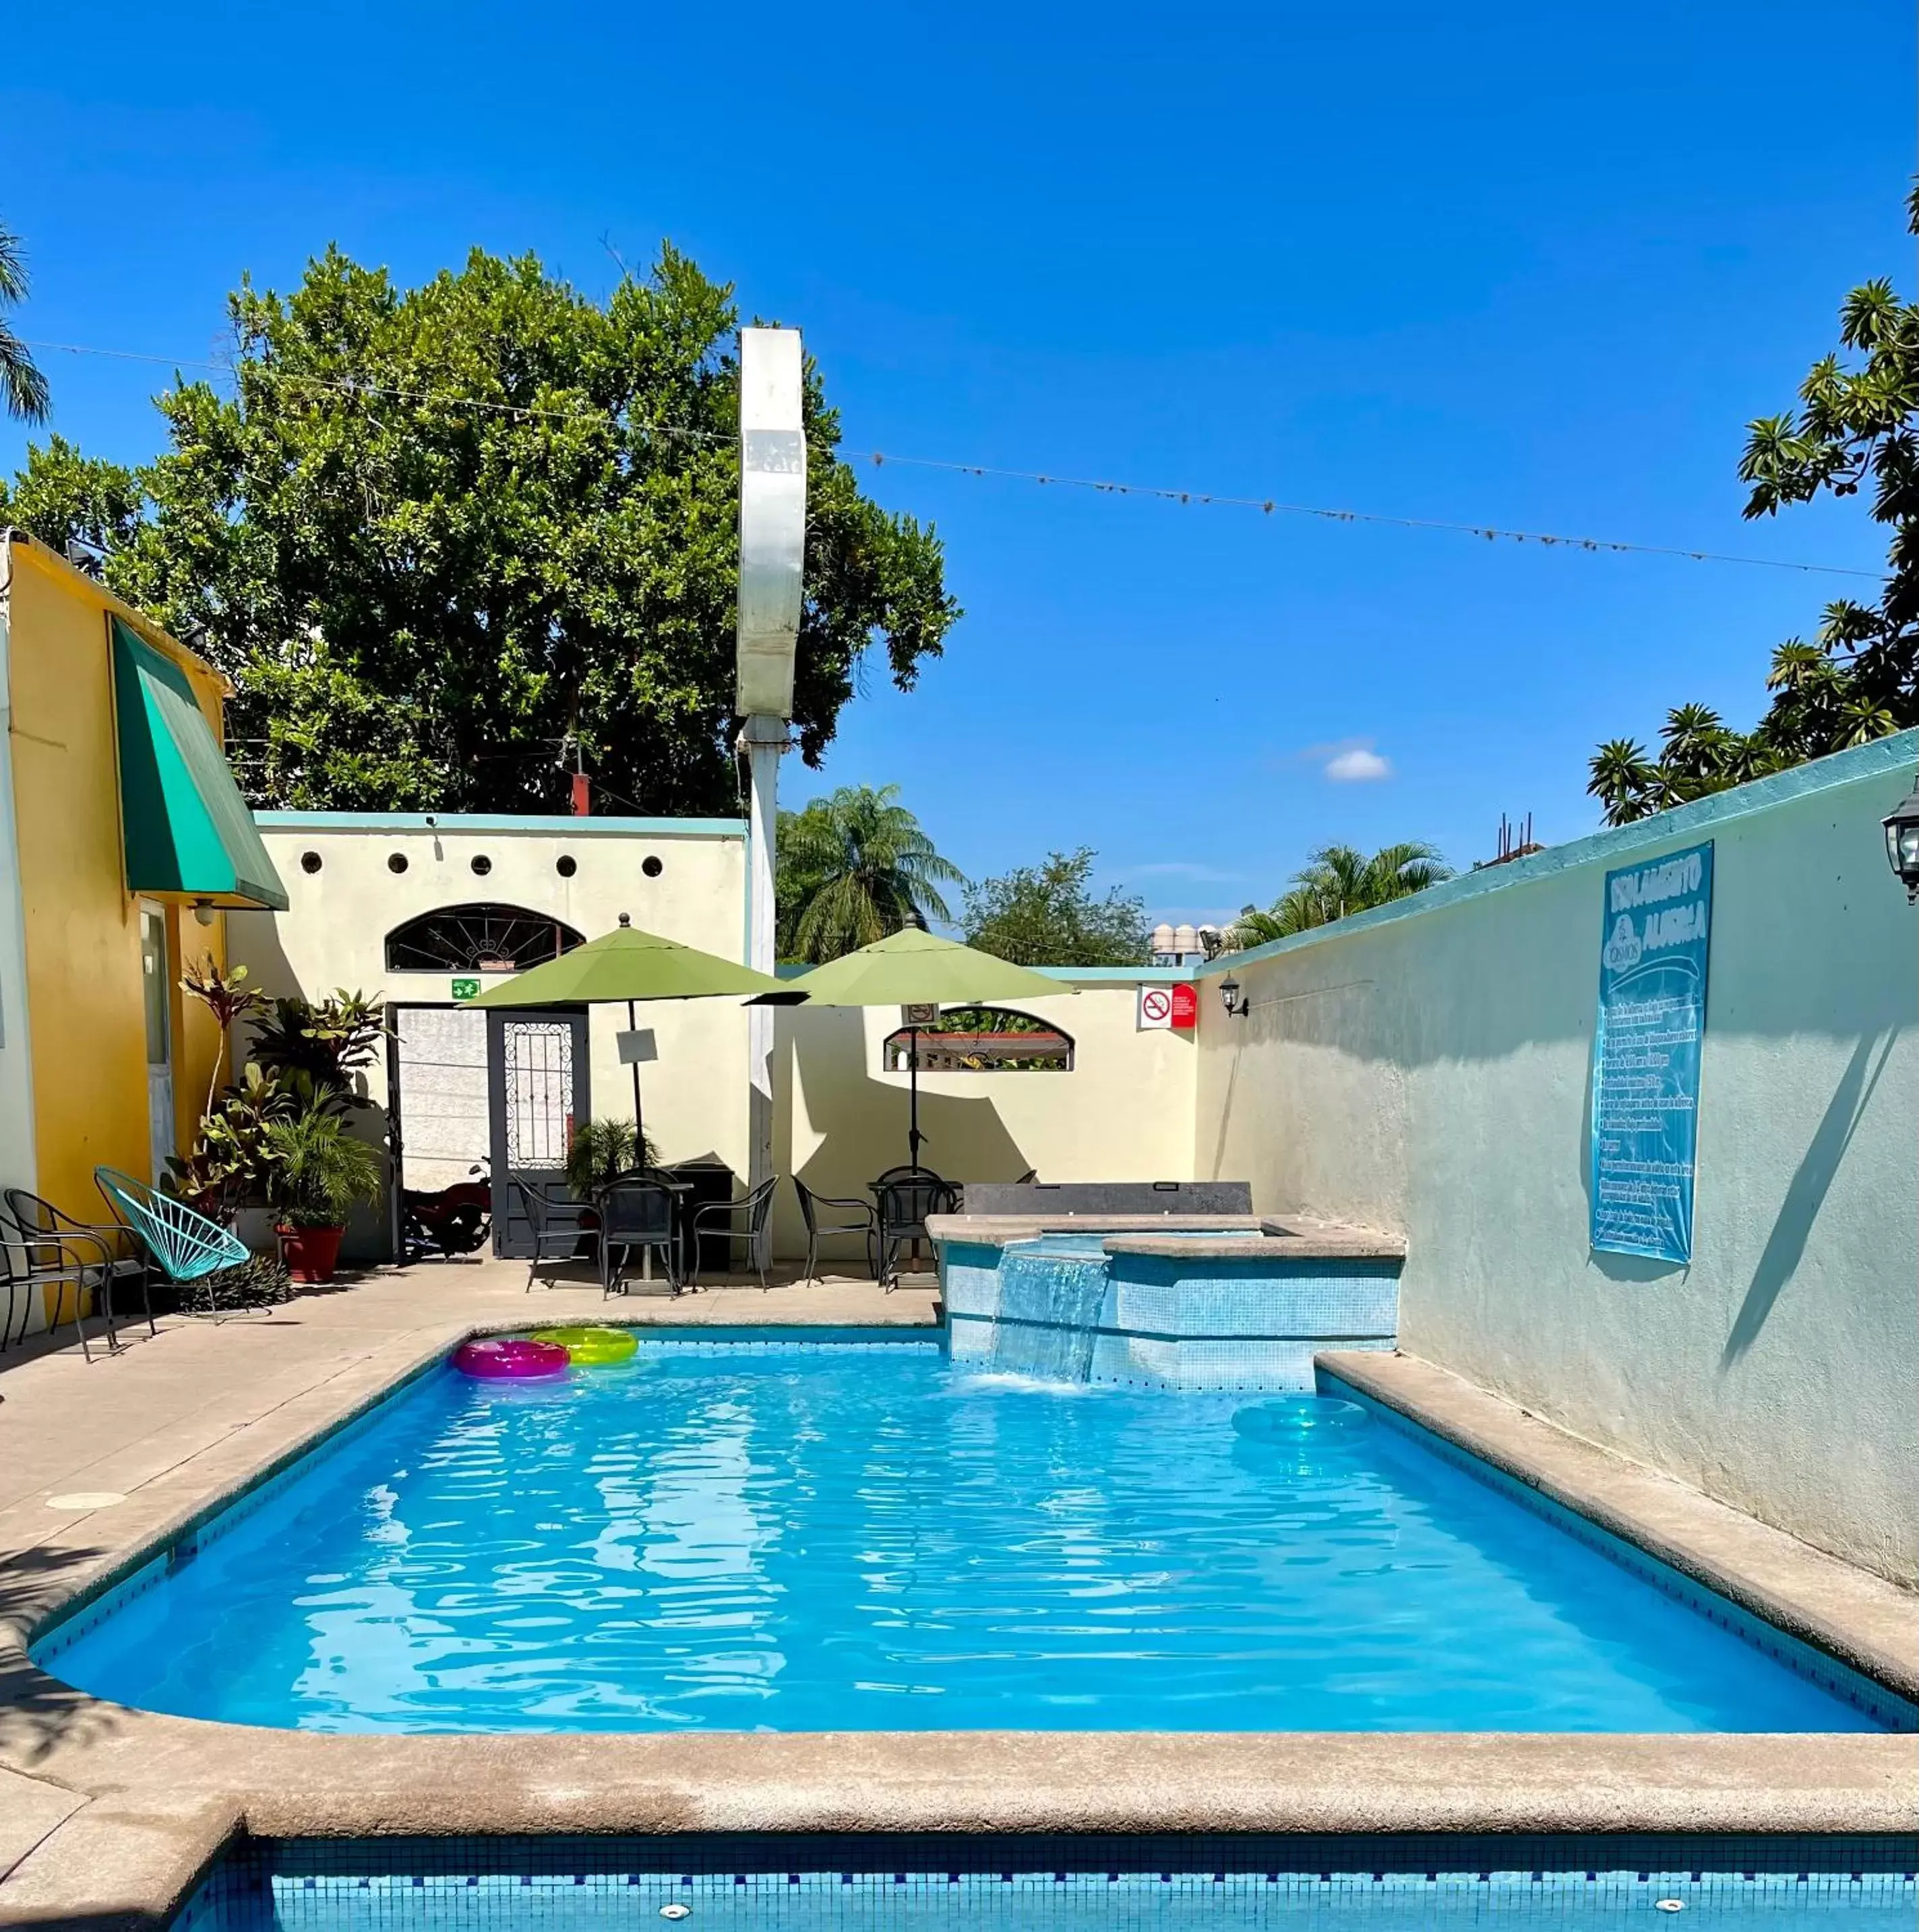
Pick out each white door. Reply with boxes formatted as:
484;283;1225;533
139;904;175;1182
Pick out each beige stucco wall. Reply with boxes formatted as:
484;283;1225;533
773;984;1199;1261
1192;732;1919;1585
232;817;1201;1262
229;814;753;1250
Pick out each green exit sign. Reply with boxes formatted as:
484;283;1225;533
451;977;480;1002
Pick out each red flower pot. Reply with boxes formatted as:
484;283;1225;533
278;1224;345;1284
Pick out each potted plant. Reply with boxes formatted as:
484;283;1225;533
265;1107;384;1284
564;1117;659;1199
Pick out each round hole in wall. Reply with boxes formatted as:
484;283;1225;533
387;853;408;874
470;854;492;876
555;854;578;878
300;851;323;874
642;855;663;878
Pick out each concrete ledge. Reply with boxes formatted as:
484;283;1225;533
1111;1224;1405;1261
1317;1350;1919;1704
929;1214;1405;1261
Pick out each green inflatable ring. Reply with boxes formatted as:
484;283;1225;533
530;1324;638;1366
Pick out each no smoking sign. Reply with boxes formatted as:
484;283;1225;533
1138;984;1198;1032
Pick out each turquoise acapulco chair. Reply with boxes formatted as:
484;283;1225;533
94;1168;253;1317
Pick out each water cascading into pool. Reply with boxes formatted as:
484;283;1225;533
988;1244;1109;1381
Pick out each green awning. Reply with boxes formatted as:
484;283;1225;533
111;617;288;911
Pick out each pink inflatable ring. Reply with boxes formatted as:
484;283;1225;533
454;1337;570;1380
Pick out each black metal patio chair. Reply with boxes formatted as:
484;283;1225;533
596;1170;682;1296
872;1164;960;1290
0;1203;118;1360
686;1176;779;1290
792;1176;879;1285
7;1187;152;1344
514;1177;596;1294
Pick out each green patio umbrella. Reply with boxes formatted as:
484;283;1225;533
464;913;789;1150
766;928;1066;1166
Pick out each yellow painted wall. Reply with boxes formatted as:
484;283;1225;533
5;541;230;1234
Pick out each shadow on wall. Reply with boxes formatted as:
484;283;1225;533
789;1007;1032;1191
1721;1026;1901;1367
224;908;307;1004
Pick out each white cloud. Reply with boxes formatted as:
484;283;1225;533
1268;735;1394;782
1324;745;1391;783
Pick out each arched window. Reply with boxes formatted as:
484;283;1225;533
882;1006;1074;1073
385;904;586;975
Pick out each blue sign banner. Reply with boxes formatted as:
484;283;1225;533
1590;839;1714;1263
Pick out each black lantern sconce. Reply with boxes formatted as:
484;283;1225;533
1219;975;1249;1019
1883;774;1919;903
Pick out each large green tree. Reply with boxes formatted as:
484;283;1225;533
0;223;49;423
1234;841;1451;942
776;784;965;963
0;244;958;812
1588;187;1918;826
963;848;1148;967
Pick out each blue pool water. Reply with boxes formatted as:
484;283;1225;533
44;1337;1901;1734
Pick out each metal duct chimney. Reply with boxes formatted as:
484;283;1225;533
735;328;805;1197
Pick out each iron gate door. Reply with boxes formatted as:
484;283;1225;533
487;1008;590;1259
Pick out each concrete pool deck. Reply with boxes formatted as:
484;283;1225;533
0;1267;1910;1927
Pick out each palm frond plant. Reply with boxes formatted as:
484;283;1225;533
0;224;49;423
264;1109;384;1229
263;1105;384;1284
777;785;966;963
565;1116;659;1198
1236;841;1453;941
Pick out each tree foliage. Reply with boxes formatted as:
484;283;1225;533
776;783;964;962
963;848;1148;967
0;244;958;813
1234;841;1451;943
0;224;49;423
1588;186;1918;825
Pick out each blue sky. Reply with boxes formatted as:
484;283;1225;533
3;2;1911;925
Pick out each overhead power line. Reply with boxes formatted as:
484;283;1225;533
20;336;1885;582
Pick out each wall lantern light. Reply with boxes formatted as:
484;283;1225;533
1219;975;1249;1019
1883;775;1919;903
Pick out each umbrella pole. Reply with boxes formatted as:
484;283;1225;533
628;998;650;1284
908;1026;923;1166
628;999;645;1159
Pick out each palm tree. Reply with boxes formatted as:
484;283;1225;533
1658;703;1736;784
0;224;49;423
1587;738;1660;825
1234;839;1451;942
776;785;967;963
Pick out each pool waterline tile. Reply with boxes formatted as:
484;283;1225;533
171;1832;1919;1932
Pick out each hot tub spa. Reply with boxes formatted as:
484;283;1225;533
930;1213;1405;1389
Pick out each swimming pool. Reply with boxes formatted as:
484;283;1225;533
39;1333;1908;1734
